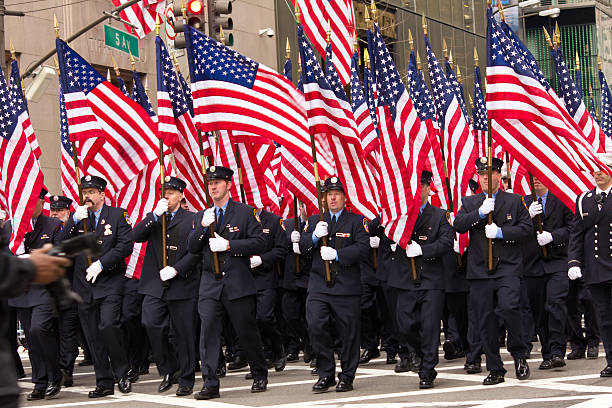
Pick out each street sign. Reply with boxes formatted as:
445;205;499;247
104;25;139;58
166;6;176;39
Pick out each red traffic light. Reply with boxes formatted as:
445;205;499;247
187;0;203;14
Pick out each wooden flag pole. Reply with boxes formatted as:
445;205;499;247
487;118;494;273
528;174;548;259
233;144;247;203
293;197;301;277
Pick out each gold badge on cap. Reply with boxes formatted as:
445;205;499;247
210;166;216;172
164;176;171;182
331;176;338;183
85;175;92;181
480;157;487;164
53;196;59;201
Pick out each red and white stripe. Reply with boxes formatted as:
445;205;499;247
111;0;165;39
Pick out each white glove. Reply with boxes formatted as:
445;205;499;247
405;241;422;258
250;255;262;268
506;188;513;194
537;231;553;246
201;208;216;227
159;266;178;281
479;197;495;216
209;232;229;252
314;221;329;238
485;223;500;239
448;212;455;226
291;230;301;243
568;266;582;280
86;261;103;283
153;198;169;217
320;246;337;261
15;241;25;256
390;243;397;252
0;209;6;220
369;236;380;248
453;239;460;254
292;242;301;255
74;205;89;222
529;201;543;219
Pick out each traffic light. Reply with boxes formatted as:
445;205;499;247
207;0;233;44
173;0;206;49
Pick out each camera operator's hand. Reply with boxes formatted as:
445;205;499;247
28;244;72;285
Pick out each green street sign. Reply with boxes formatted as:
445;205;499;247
104;25;139;58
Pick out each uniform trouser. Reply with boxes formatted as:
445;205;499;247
382;283;409;358
282;287;310;355
122;288;149;372
567;280;600;351
444;292;469;351
8;307;24;376
306;292;360;382
199;292;267;387
519;278;534;354
360;282;381;351
255;288;284;359
466;284;483;364
395;288;444;379
58;305;79;374
78;295;129;388
142;295;196;387
16;304;61;390
588;283;612;366
469;276;526;374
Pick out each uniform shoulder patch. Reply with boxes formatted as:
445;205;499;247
124;211;131;225
445;211;452;226
521;196;528;210
363;218;369;233
280;218;286;231
253;209;261;223
303;220;309;232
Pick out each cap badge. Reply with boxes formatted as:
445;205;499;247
480;157;487;164
85;175;92;181
331;176;338;183
165;176;171;182
210;166;216;172
53;196;59;201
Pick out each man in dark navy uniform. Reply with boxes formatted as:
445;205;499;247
62;175;134;397
454;157;532;385
299;176;369;393
386;170;453;388
8;188;65;400
568;152;612;377
133;176;200;396
188;166;268;399
522;177;574;370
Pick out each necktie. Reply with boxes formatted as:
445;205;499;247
168;212;174;222
330;214;336;229
217;208;224;229
90;213;96;229
601;192;607;206
538;197;544;216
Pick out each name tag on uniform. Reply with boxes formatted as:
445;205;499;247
506;214;512;220
418;235;428;241
336;232;351;238
229;226;240;232
40;234;49;240
262;228;270;233
168;245;178;251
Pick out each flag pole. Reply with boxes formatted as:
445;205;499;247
528;174;548;258
296;3;332;287
233;143;247;203
364;46;378;270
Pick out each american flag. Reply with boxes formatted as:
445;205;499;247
552;47;608;153
472;64;488;159
0;65;45;253
406;50;449;211
444;59;470;124
111;0;165;39
485;7;609;211
9;60;40;159
59;88;79;210
370;24;431;249
255;143;281;214
363;40;378;145
292;0;355;86
132;71;156;119
324;43;378;220
156;36;210;211
589;90;598;124
116;75;129;97
425;36;477;215
183;25;312;159
600;68;612;136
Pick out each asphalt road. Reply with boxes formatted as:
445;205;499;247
16;345;612;408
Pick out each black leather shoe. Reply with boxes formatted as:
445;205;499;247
251;378;268;393
483;372;505;385
194;385;220;400
265;357;274;369
539;359;553;370
245;372;253;380
514;358;530;380
464;361;482;374
567;349;585;360
303;347;312;363
286;353;299;362
88;386;114;398
139;365;150;375
176;385;193;396
45;379;62;398
158;373;174;392
336;379;353;392
311;367;318;375
419;378;434;389
551;355;566;368
27;389;46;401
410;353;423;373
394;357;411;373
118;377;131;394
228;355;248;371
600;365;612;377
78;358;92;367
587;344;599;359
274;355;286;372
443;341;458;360
386;350;398;364
216;364;226;378
312;376;336;393
61;369;73;387
127;368;139;383
359;349;380;365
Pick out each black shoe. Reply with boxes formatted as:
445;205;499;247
359;349;380;365
443;341;458;360
587;344;599;359
551;355;566;368
228;355;248;371
78;358;92;367
127;368;139;383
216;364;226;378
303;347;312;363
336;379;353;392
310;357;317;368
274;355;286;372
410;353;423;373
251;378;267;393
88;386;114;398
311;367;318;375
245;372;253;380
265;357;274;369
483;372;505;385
158;373;174;393
176;385;193;396
27;389;46;401
286;353;299;363
386;350;398;364
539;359;553;370
464;361;482;374
419;378;434;389
45;379;62;398
394;357;411;373
567;349;585;360
601;365;612;377
514;358;530;380
139;365;150;375
61;368;73;387
312;376;336;393
118;377;131;393
194;385;220;400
